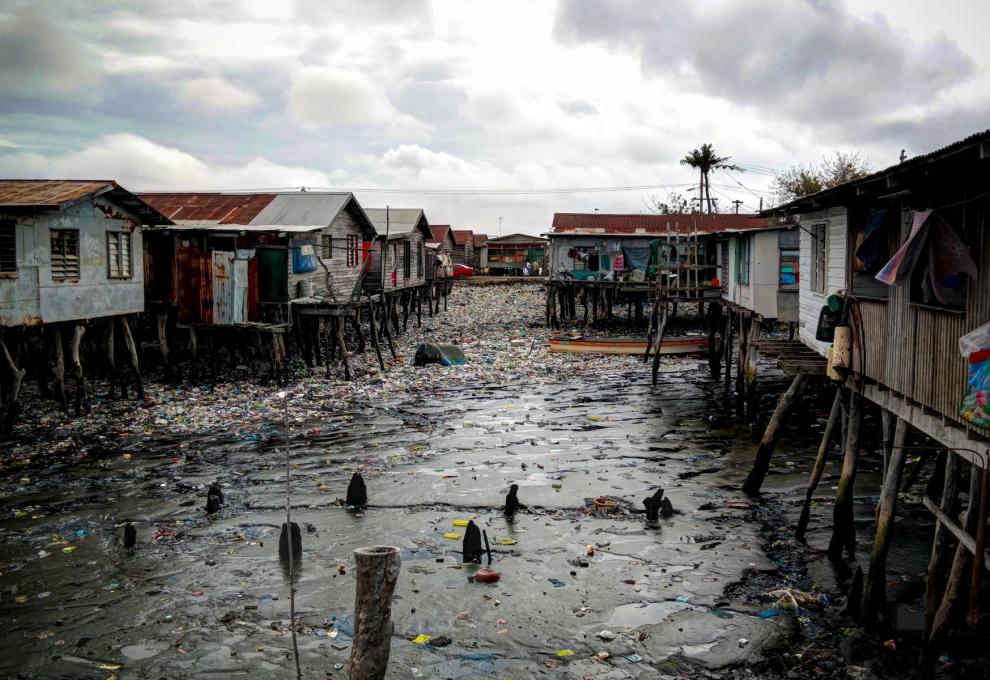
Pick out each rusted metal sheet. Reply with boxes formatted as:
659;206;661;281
141;193;276;225
0;180;113;208
175;240;212;324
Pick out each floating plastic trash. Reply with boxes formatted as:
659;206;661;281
442;532;461;540
452;519;469;527
411;634;432;644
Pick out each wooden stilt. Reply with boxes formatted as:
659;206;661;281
796;387;843;541
157;310;170;379
401;292;409;333
862;416;909;625
828;387;863;560
583;288;589;327
921;464;981;678
741;373;809;496
736;314;748;410
353;311;366;354
336;317;351;381
120;316;143;399
416;288;422;328
104;320;119;398
745;317;761;418
380;299;396;359
0;336;25;435
723;310;733;394
368;302;385;370
347;546;400;680
70;322;86;416
52;325;67;410
923;452;960;642
188;326;199;383
651;303;669;385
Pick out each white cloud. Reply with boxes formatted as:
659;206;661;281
287;65;428;137
174;76;261;113
0;133;329;191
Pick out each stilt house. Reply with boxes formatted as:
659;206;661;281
721;224;800;323
486;233;547;275
141;191;376;326
363;208;432;292
473;234;488;270
451;229;474;266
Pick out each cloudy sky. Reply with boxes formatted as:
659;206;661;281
0;0;987;235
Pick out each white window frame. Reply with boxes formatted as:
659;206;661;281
107;231;133;279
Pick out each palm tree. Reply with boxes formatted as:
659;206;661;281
680;143;740;214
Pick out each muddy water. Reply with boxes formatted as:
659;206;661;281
0;286;809;679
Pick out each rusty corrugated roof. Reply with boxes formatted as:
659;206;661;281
451;229;473;245
473;233;488;247
0;179;117;207
429;225;452;244
0;179;172;224
140;192;276;224
551;213;768;235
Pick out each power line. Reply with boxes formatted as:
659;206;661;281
719;170;770;202
310;182;700;196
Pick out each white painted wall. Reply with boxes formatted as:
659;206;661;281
722;231;781;318
798;207;848;357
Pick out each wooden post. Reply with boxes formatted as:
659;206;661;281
380;299;396;359
796;387;843;541
828;387;863;560
157;310;170;378
651;303;668;385
367;302;385;370
583;288;589;327
401;291;409;333
736;314;748;410
0;336;25;435
70;322;86;416
416;288;422;328
642;296;659;363
52;325;68;409
923;452;961;642
336;317;352;381
862;416;909;625
745;317;761;418
120;316;144;399
921;465;981;678
723;310;733;394
353;311;366;354
742;373;809;496
348;546;401;680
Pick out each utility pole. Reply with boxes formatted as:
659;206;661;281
759;197;763;212
498;216;502;238
732;199;743;214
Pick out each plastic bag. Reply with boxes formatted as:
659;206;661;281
959;322;990;358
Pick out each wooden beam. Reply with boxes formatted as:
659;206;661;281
922;497;990;571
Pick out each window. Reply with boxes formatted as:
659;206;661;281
403;241;411;279
346;234;358;267
811;224;827;293
779;248;799;287
107;231;133;278
321;234;332;259
735;238;750;285
51;229;80;281
0;220;16;274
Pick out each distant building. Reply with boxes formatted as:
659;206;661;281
485;233;548;275
472;233;488;269
428;225;455;255
721;224;800;322
451;229;474;266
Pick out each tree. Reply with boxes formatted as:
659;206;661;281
772;151;873;205
680;143;739;214
645;190;692;215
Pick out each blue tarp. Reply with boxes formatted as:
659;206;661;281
291;239;318;273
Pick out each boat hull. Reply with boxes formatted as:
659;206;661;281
548;336;710;355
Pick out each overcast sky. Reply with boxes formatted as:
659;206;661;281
0;0;987;235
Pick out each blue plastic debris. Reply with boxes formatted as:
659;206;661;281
627;654;643;663
758;609;778;619
548;578;565;587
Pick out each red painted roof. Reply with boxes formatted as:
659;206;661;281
473;233;488;247
551;213;768;235
429;225;452;243
451;229;473;245
140;192;276;224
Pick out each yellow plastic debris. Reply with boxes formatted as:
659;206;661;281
15;594;27;603
556;649;575;657
62;546;77;553
442;532;461;540
411;634;432;644
498;537;517;546
452;519;469;527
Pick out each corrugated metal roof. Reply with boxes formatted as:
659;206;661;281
451;229;474;245
0;179;114;207
364;208;431;239
141;192;276;224
487;232;547;244
0;179;172;224
551;213;768;235
141;191;376;235
429;225;452;244
473;233;488;247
